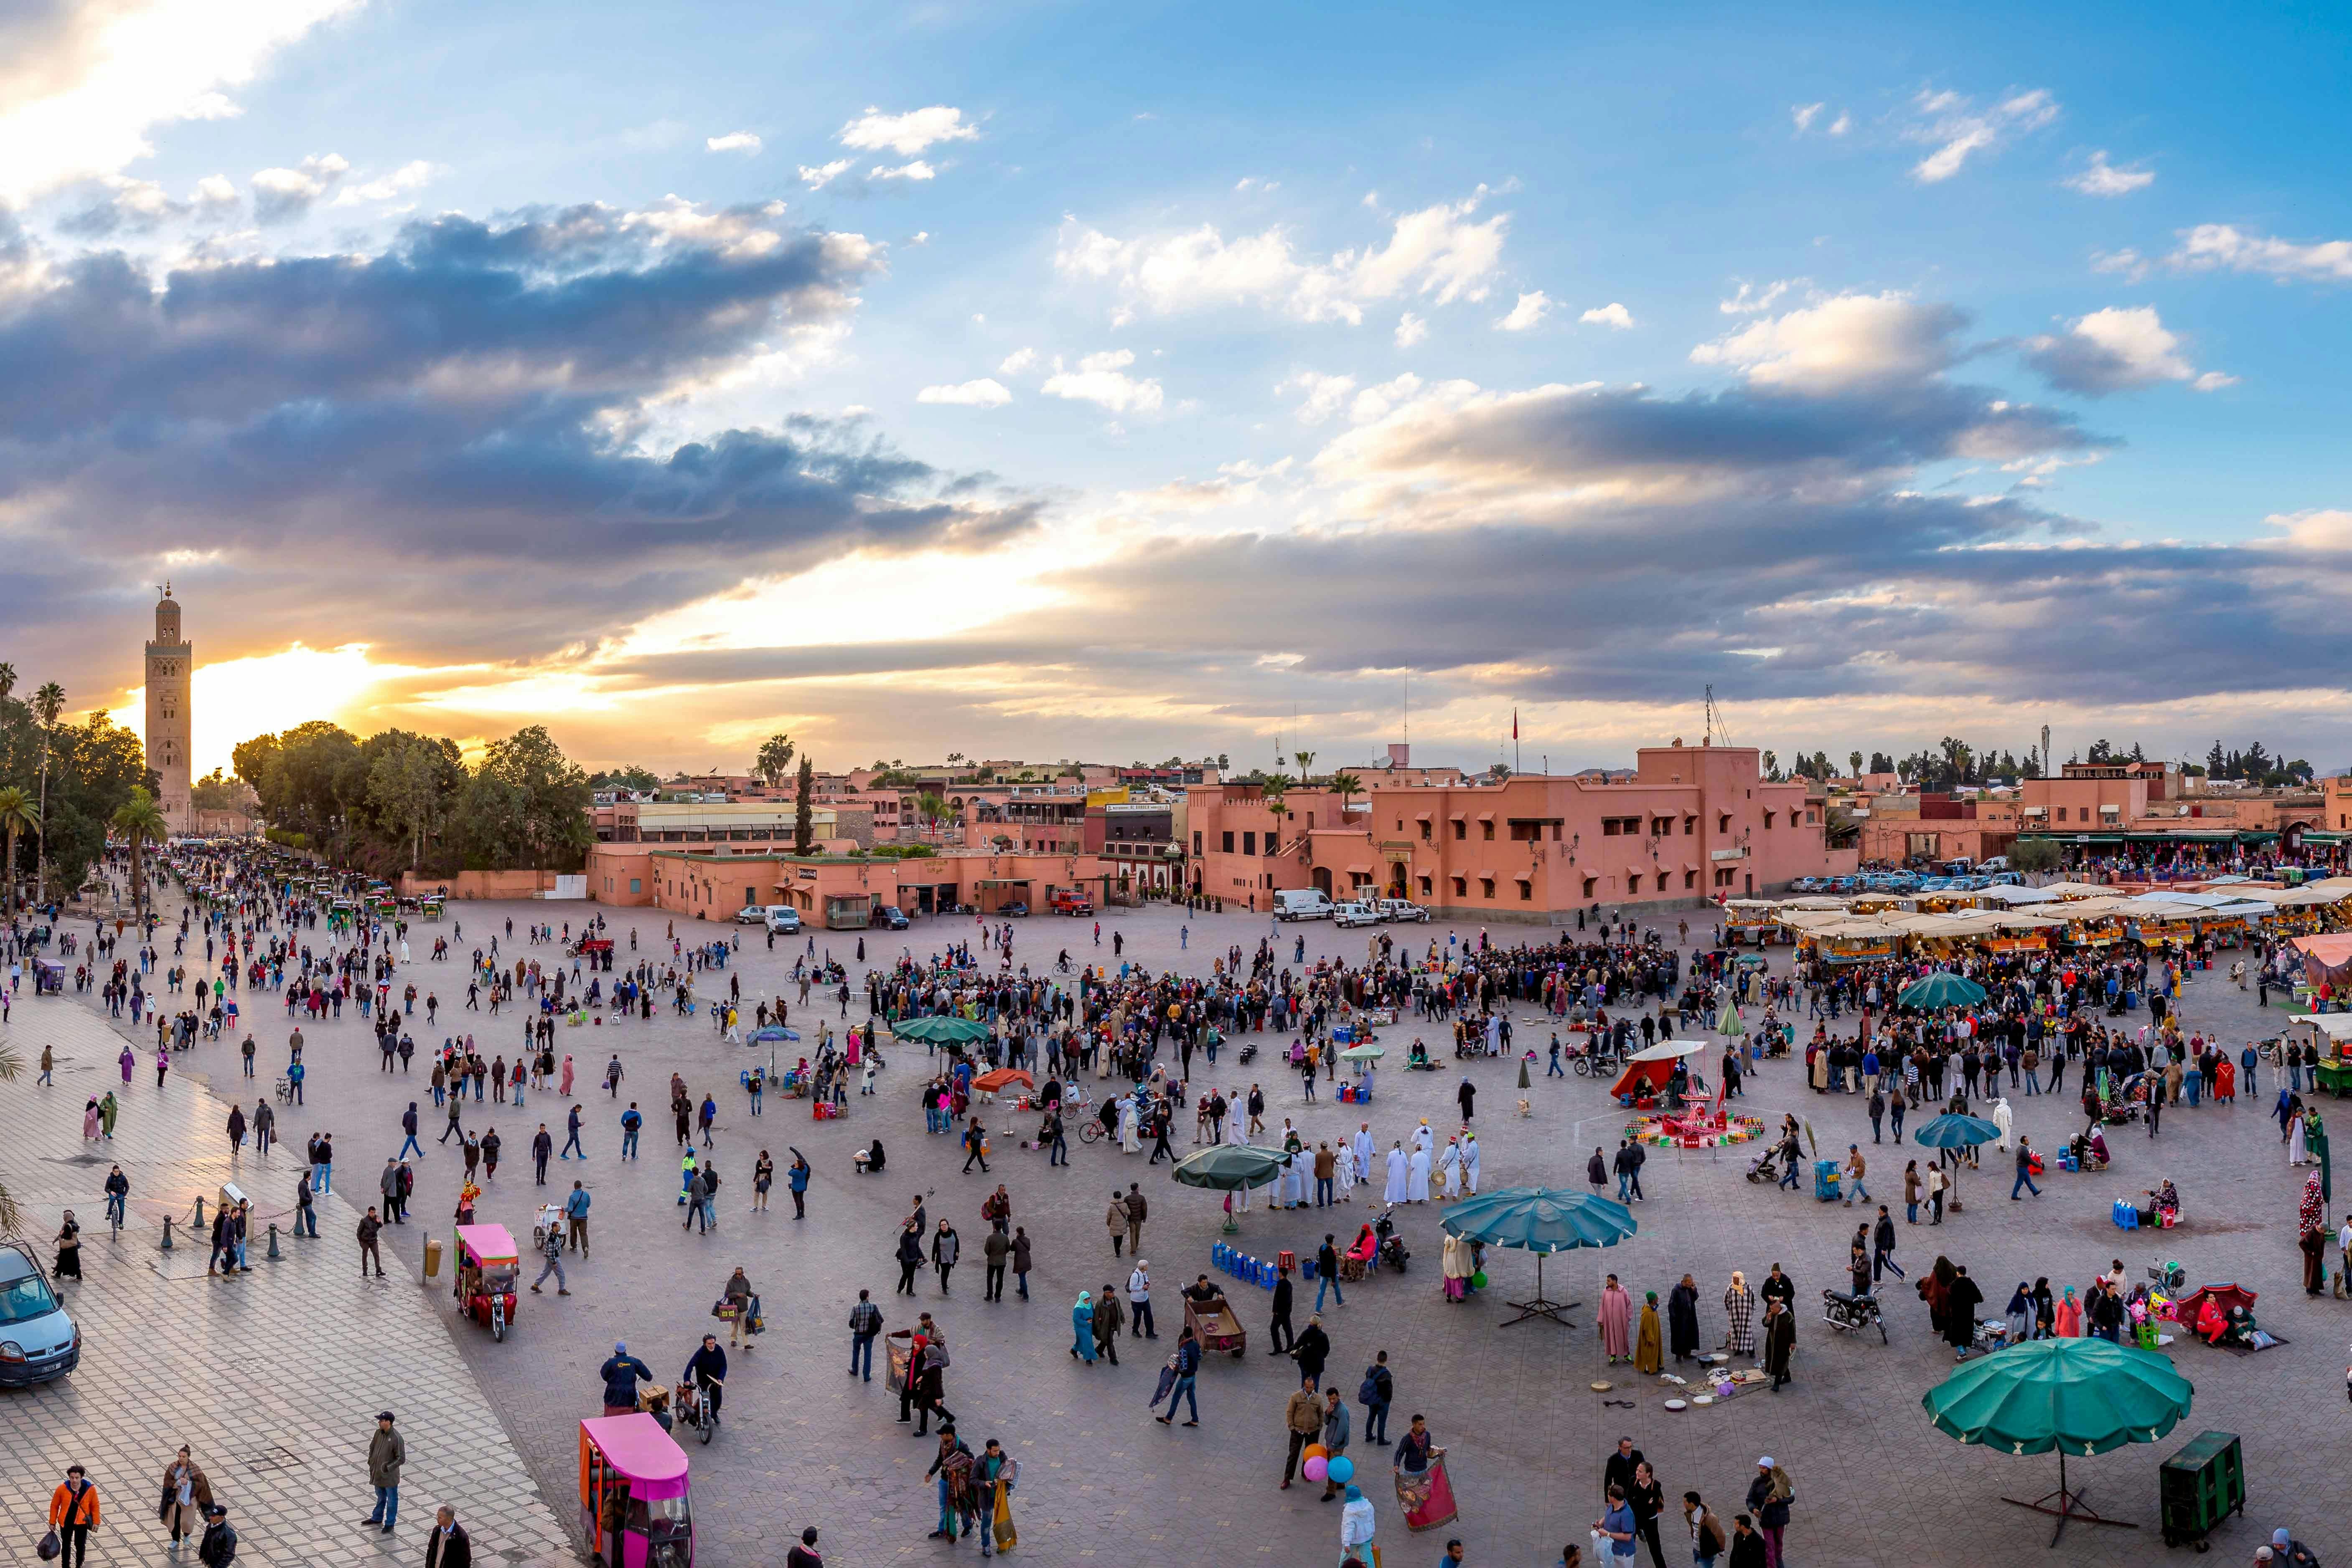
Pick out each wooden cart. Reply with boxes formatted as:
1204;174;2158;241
1184;1293;1247;1358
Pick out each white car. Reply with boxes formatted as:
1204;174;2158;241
1376;899;1430;923
1334;900;1383;927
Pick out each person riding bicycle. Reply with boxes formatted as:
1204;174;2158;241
683;1333;727;1421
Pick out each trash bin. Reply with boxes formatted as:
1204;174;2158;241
2159;1429;2244;1548
424;1237;442;1278
1813;1160;1841;1202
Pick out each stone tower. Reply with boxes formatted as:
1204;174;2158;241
144;584;193;835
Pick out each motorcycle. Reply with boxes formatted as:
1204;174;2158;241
1373;1206;1410;1272
1821;1287;1887;1343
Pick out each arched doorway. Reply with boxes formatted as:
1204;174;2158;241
1311;866;1334;897
1388;862;1409;899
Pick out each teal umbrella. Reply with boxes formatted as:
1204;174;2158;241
1170;1143;1285;1232
1911;1113;2001;1215
1922;1337;2192;1544
1899;973;1987;1010
1441;1187;1636;1328
890;1015;991;1045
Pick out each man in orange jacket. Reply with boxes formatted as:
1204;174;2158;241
48;1464;100;1567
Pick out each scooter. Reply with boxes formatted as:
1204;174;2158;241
1373;1206;1410;1272
1821;1287;1887;1343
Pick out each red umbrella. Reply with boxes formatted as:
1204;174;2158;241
972;1068;1034;1093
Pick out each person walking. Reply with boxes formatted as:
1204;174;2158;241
896;1222;925;1295
356;1207;386;1278
1316;1233;1345;1311
398;1102;422;1161
196;1504;236;1566
531;1123;553;1184
1124;1184;1147;1255
424;1505;470;1568
1012;1225;1033;1299
1128;1260;1156;1338
932;1219;961;1294
1744;1459;1793;1568
788;1150;811;1219
2011;1137;2041;1200
962;1116;990;1174
562;1102;585;1160
1154;1324;1202;1425
1682;1492;1727;1568
1291;1313;1331;1390
46;1464;100;1568
1106;1190;1129;1257
160;1446;212;1553
1092;1282;1125;1363
530;1212;569;1295
984;1226;1011;1301
1871;1206;1904;1282
1357;1349;1393;1443
1268;1263;1297;1354
849;1289;883;1380
362;1412;404;1534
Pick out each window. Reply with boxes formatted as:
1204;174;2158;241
1242;831;1256;856
1453;820;1467;841
630;878;642;894
1451;876;1467;897
1683;870;1696;890
1518;879;1533;902
1763;811;1777;828
2055;807;2066;823
1478;877;1495;899
1418;876;1432;897
1481;820;1495;841
1221;831;1235;853
1602;817;1622;836
1714;868;1735;888
1420;820;1433;842
1651;817;1673;836
1582;875;1597;897
1193;831;1203;855
1717;813;1731;834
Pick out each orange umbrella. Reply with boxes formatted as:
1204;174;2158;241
973;1068;1034;1093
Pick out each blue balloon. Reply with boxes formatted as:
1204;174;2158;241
1326;1456;1354;1485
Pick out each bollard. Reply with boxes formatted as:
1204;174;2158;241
192;1195;207;1230
265;1223;281;1261
160;1216;174;1251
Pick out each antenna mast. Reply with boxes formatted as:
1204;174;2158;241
1703;684;1731;747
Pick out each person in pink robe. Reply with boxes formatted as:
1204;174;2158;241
1598;1275;1634;1364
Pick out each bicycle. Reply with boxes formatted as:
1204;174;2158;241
1076;1118;1106;1145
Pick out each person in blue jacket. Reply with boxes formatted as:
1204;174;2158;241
599;1342;654;1416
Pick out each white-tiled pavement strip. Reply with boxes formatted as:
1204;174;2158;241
29;892;2349;1565
0;1003;572;1567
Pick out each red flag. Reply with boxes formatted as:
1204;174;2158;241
1512;708;1518;740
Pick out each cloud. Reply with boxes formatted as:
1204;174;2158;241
908;230;930;246
869;160;936;182
56;174;186;236
2064;150;2153;196
705;132;762;155
797;159;853;190
334;159;440;206
249;151;348;223
0;0;356;204
1579;301;1635;330
2090;248;2150;282
1494;290;1551;331
1691;290;1971;393
1904;86;2059;183
0;198;1035;685
1394;311;1426;348
2023;305;2223;396
1719;279;1800;315
1279;371;1357;426
2165;223;2352;284
1041;348;1162;413
916;377;1012;407
837;105;977;158
1791;103;1825;133
1054;188;1508;327
1828;112;1851;136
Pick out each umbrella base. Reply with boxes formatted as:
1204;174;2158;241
2003;1487;2133;1547
1498;1294;1580;1328
1220;1217;1240;1234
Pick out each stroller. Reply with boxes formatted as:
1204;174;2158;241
1744;1147;1782;1185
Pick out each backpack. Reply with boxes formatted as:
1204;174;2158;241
1358;1365;1391;1405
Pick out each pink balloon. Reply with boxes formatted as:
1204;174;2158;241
1302;1456;1328;1482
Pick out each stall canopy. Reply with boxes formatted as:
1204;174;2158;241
2292;933;2352;990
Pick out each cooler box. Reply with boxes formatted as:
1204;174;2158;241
2158;1430;2244;1548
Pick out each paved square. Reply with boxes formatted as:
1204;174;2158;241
24;890;2342;1565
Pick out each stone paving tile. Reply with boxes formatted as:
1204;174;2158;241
43;893;2349;1565
0;1002;569;1567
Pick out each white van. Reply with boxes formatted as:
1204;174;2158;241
1273;888;1335;922
1334;900;1382;927
764;905;803;935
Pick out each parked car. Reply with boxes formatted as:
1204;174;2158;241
0;1242;78;1387
1048;888;1095;916
1334;900;1382;927
1000;901;1030;917
764;905;802;935
1376;899;1431;923
732;905;766;925
1272;889;1336;922
873;904;910;930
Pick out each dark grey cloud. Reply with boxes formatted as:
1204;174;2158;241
0;203;1037;686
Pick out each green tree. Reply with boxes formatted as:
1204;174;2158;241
30;681;64;902
2010;838;2064;874
0;785;36;913
793;757;816;854
365;732;466;869
1293;750;1316;784
1849;750;1863;778
1328;771;1363;807
755;734;796;790
111;785;167;919
472;725;592;870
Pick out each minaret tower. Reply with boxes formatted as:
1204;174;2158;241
144;583;193;834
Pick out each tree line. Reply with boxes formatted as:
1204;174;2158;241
0;663;153;910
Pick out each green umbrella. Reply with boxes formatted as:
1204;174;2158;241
1168;1143;1284;1192
1922;1337;2192;1544
1899;973;1987;1010
1441;1187;1636;1328
890;1015;991;1045
1339;1044;1385;1061
1911;1113;2001;1149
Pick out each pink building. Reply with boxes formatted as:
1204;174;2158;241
1185;742;1851;920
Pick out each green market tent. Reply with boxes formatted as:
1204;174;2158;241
1899;973;1988;1010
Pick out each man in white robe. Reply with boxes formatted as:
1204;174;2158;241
1228;1096;1248;1149
1384;1143;1410;1204
1353;1124;1376;1183
1407;1145;1432;1202
1438;1138;1462;1200
1462;1132;1481;1196
1412;1120;1434;1158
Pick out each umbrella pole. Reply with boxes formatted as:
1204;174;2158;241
2001;1448;2133;1545
1499;1251;1580;1329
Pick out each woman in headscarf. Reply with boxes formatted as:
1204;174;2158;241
1667;1274;1701;1362
1338;1481;1376;1565
1070;1291;1096;1363
2031;1277;2056;1339
2053;1285;2082;1337
1721;1270;1756;1357
1597;1274;1632;1364
2299;1169;2328;1295
1634;1291;1663;1374
1439;1231;1470;1303
2004;1283;2031;1343
1922;1255;1956;1339
82;1099;101;1142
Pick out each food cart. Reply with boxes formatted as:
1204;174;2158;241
421;895;446;921
1182;1291;1248;1357
2288;1013;2352;1097
32;958;66;996
579;1413;693;1568
453;1223;520;1340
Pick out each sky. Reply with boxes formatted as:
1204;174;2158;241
5;0;2351;780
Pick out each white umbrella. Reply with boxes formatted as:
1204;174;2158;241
1627;1039;1704;1062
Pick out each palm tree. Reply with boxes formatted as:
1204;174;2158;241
0;788;38;916
1293;750;1316;785
112;786;168;921
1849;750;1864;778
0;661;15;699
31;682;63;904
1328;771;1363;808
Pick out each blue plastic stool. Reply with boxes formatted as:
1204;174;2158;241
2112;1199;2138;1230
